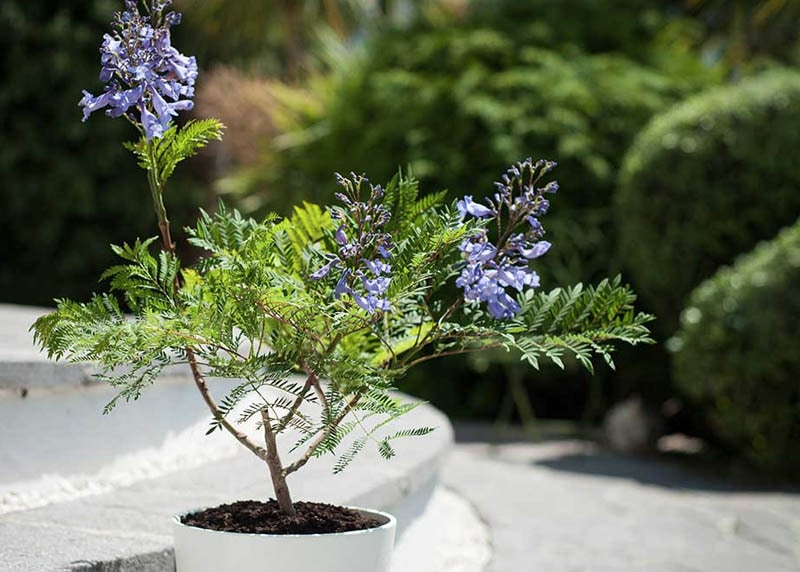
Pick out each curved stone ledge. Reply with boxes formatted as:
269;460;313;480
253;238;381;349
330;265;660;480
0;305;454;571
0;304;192;391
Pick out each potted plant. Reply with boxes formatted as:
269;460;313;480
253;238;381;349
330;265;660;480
31;1;653;571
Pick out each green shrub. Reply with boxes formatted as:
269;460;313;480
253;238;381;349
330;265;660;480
471;0;666;58
218;3;718;420
0;1;204;306
672;219;800;477
232;13;714;288
617;69;800;333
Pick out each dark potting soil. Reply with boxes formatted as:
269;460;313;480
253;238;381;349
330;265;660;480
181;500;384;535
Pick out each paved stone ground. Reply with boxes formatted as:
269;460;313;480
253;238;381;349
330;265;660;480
391;486;490;572
443;440;800;572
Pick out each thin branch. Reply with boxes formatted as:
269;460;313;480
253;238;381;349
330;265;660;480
343;399;385;450
256;299;324;346
324;332;342;356
186;347;269;462
255;311;267;358
396;297;463;367
405;343;503;368
276;371;314;430
283;394;361;476
161;328;247;361
309;375;328;412
374;329;398;367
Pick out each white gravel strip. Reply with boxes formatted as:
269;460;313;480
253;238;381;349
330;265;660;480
392;486;491;572
0;418;238;515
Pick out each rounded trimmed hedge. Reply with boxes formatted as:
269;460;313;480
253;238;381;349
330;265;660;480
616;69;800;332
672;219;800;477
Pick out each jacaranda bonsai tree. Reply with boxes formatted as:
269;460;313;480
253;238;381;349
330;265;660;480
32;0;652;524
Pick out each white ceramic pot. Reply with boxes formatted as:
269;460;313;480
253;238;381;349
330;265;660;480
173;506;397;572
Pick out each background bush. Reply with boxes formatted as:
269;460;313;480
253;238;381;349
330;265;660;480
471;0;669;58
231;5;716;288
212;1;721;421
672;219;800;477
3;0;747;429
0;1;205;306
616;69;800;334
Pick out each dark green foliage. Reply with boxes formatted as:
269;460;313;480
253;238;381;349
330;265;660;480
0;1;204;306
172;0;395;76
672;219;800;477
683;0;800;69
235;4;715;289
617;69;800;333
470;0;667;58
227;6;703;424
214;1;713;422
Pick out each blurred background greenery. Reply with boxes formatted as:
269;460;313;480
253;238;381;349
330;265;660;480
3;0;799;480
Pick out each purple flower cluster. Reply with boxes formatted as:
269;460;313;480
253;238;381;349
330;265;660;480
455;158;558;319
79;0;197;140
311;174;394;314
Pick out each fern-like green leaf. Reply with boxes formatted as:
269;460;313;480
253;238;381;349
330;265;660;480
123;119;224;184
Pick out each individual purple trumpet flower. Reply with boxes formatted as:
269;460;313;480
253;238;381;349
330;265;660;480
455;158;557;319
311;174;394;314
457;196;495;219
79;0;197;140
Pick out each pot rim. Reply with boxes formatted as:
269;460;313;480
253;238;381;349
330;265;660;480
173;505;397;539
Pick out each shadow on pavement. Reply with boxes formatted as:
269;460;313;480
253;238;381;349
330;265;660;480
534;451;800;494
454;422;800;494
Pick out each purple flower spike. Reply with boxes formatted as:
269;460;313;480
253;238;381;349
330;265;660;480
79;1;197;140
310;173;395;314
454;158;557;319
